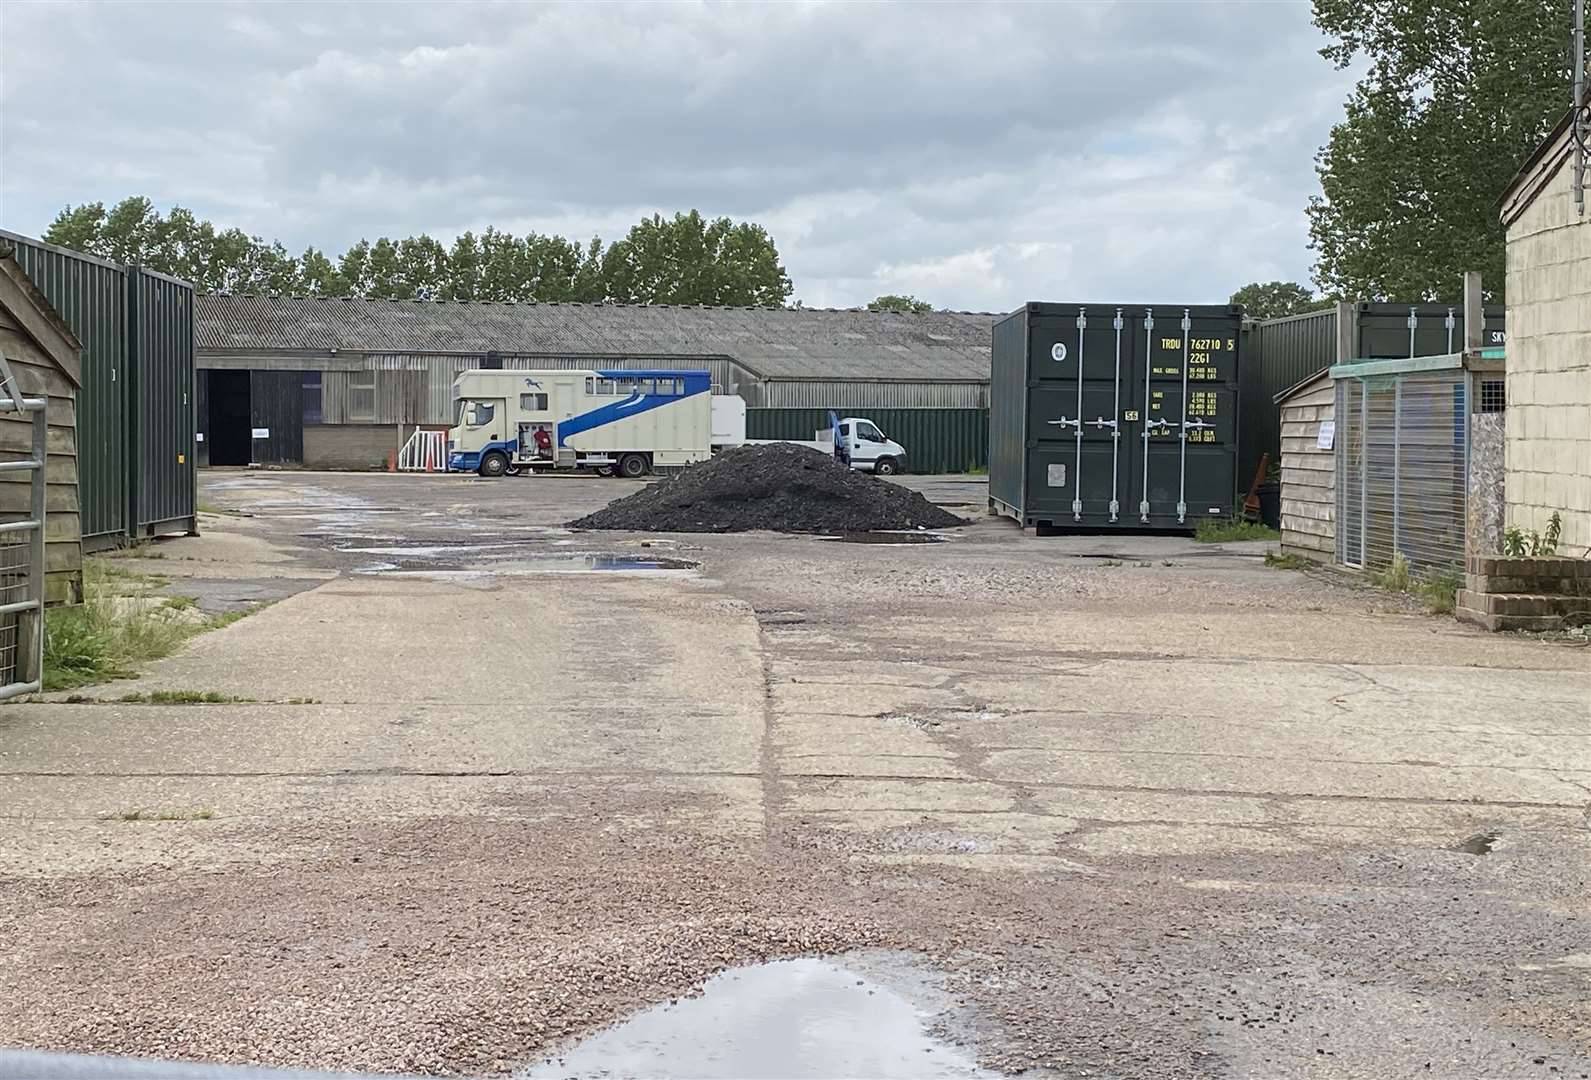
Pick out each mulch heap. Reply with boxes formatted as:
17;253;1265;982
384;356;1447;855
569;443;966;534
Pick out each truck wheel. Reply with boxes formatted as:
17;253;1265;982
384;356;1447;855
479;451;509;478
616;454;648;479
873;457;899;476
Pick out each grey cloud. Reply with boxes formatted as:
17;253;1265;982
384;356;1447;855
0;0;1355;310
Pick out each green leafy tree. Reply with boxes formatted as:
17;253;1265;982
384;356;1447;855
866;294;934;313
1308;0;1569;301
601;210;792;306
42;197;793;306
1229;281;1320;319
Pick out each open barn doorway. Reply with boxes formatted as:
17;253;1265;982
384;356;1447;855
205;370;252;466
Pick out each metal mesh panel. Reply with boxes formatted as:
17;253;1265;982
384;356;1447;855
1478;378;1506;413
1334;372;1467;576
1336;379;1364;567
0;538;25;687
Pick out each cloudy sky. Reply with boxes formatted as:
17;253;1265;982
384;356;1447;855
1;1;1355;310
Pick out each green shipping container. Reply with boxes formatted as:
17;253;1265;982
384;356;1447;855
2;230;129;546
1;231;198;546
1239;303;1506;490
744;408;989;474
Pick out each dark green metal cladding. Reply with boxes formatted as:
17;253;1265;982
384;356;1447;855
127;268;197;538
1;231;199;546
1;231;129;545
744;408;988;473
990;302;1244;532
1238;303;1506;489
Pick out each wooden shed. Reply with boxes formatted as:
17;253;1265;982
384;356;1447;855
1275;368;1335;562
0;250;84;605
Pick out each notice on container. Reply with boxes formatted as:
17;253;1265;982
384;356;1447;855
195;432;204;443
1316;420;1335;450
1050;343;1068;363
1047;463;1067;487
252;427;270;440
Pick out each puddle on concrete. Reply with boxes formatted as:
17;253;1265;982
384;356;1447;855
521;957;992;1080
1456;832;1499;855
355;554;700;579
814;532;948;545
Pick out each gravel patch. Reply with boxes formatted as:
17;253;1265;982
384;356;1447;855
1;817;1586;1078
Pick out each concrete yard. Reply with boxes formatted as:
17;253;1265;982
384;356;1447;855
2;470;1588;1078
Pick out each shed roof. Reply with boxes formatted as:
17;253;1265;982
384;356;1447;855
1499;108;1574;227
0;250;84;387
196;295;1000;382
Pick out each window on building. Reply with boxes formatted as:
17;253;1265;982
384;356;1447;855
520;392;549;411
348;372;376;422
303;371;323;425
1479;379;1506;414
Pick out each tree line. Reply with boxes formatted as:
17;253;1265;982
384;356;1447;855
43;199;794;307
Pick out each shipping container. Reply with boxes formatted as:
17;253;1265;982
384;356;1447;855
1;230;129;546
127;267;198;539
990;302;1243;533
745;407;989;473
1239;303;1505;491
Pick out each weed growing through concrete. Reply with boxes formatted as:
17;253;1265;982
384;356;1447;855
107;807;215;822
1366;552;1461;615
1265;552;1314;570
42;562;263;690
117;690;254;705
1194;518;1280;543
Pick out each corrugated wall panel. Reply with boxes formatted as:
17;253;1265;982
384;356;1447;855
987;311;1029;513
128;268;197;536
2;231;128;542
745;408;988;473
760;380;988;409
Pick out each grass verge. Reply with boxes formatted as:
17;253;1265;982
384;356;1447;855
1265;551;1315;570
1194;517;1280;543
42;560;259;691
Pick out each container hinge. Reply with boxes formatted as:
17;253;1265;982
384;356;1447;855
1112;314;1124;331
1047;416;1080;430
1181;313;1191;331
1087;417;1117;432
1145;418;1172;432
1108;499;1120;521
1176;499;1187;523
1181;419;1213;435
1145;313;1155;330
1075;313;1087;330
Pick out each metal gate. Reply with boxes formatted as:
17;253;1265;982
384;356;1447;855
1335;369;1471;574
0;356;47;699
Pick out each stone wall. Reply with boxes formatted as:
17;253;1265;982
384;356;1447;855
1467;412;1506;556
1504;135;1591;555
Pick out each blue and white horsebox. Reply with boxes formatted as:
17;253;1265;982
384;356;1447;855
447;368;717;478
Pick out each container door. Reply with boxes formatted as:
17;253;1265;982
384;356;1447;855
1025;309;1132;524
1123;310;1238;526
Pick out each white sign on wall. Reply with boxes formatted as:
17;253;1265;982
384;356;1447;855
252;427;271;440
1316;420;1336;450
1047;463;1067;487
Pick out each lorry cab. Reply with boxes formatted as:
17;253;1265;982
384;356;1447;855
835;417;907;475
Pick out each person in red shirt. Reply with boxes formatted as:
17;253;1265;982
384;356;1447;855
532;426;553;457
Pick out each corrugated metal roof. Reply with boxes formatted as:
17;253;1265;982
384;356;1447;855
195;295;999;381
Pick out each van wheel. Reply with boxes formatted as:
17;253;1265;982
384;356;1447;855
616;454;648;479
873;457;898;476
479;451;509;478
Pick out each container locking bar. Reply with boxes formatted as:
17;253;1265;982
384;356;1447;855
1175;310;1192;525
1071;311;1086;522
1107;309;1123;521
1139;310;1155;523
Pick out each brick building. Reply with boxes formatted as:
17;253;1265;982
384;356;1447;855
1499;111;1591;553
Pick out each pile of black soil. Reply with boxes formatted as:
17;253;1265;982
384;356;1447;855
569;443;967;534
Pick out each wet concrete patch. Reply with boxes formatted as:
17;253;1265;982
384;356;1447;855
1456;831;1499;855
521;956;993;1079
